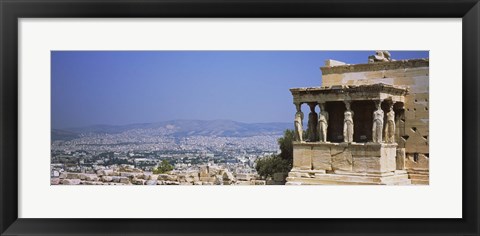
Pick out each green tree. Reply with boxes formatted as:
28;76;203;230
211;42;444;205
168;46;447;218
255;155;290;179
255;129;294;179
277;129;294;161
152;160;174;174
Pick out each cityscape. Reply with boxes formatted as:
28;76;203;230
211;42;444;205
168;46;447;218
51;120;291;185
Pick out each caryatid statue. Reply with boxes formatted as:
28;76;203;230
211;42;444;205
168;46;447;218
372;101;384;143
294;103;304;142
317;103;329;142
384;104;396;143
343;101;354;143
307;103;318;142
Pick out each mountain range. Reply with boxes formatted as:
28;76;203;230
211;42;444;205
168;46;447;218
52;120;293;141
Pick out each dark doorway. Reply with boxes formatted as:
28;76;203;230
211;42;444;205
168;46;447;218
325;101;346;143
351;101;375;142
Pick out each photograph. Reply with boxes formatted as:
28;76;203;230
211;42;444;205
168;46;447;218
50;50;429;186
2;0;477;234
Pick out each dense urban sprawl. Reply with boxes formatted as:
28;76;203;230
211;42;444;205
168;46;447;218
51;129;286;185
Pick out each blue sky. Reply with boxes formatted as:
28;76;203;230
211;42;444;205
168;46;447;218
51;51;428;129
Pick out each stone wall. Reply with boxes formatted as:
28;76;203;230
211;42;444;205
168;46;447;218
320;59;429;184
287;142;410;185
292;142;397;174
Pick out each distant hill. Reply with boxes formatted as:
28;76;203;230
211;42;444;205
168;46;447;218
53;120;293;140
160;120;293;137
51;129;80;141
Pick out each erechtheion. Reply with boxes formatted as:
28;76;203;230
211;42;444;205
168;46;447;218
287;51;429;185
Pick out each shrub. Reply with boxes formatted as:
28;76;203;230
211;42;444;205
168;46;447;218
255;129;295;179
255;155;291;179
152;160;174;174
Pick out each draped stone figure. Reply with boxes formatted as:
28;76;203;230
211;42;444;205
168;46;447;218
343;102;354;143
372;101;384;143
385;106;396;143
318;103;329;142
294;111;304;142
307;104;318;142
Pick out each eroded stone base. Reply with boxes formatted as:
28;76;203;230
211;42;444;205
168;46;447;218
292;142;397;173
407;169;429;185
286;169;411;185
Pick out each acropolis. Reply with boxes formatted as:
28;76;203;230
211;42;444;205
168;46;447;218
286;51;429;185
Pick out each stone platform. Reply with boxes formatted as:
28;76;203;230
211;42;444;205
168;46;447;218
286;169;411;185
407;169;429;185
286;142;411;185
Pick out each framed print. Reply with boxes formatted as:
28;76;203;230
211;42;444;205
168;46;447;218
1;0;479;235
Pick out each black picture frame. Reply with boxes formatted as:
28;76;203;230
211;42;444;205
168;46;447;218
1;0;479;235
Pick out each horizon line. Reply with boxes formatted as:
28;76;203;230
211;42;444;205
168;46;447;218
52;118;294;130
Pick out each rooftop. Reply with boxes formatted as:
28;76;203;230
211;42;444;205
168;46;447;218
320;58;429;75
290;83;408;95
290;83;408;104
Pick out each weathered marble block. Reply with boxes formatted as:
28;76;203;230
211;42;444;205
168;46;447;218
292;143;312;170
50;178;60;185
312;145;332;170
145;180;157;185
61;179;81;185
352;144;396;173
331;145;353;171
101;176;113;182
292;142;397;174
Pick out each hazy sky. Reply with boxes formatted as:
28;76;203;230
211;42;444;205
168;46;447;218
51;51;428;129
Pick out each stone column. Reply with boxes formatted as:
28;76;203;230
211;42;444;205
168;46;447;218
307;103;318;142
317;103;329;142
372;100;384;143
294;103;304;142
343;101;354;143
384;103;396;143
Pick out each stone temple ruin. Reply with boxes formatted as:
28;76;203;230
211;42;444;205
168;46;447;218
286;51;429;185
